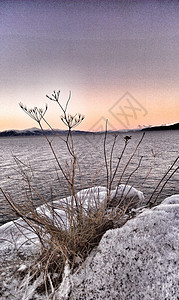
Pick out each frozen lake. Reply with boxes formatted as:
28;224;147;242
0;130;178;224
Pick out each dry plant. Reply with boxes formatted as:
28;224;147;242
1;90;178;298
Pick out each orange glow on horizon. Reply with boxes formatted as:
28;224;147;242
0;85;178;132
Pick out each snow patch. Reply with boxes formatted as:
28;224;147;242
57;261;71;299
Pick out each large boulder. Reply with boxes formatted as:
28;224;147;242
57;195;179;300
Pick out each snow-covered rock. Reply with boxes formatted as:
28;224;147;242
109;184;145;210
75;186;108;210
111;184;145;201
161;194;179;205
0;218;39;261
57;195;179;300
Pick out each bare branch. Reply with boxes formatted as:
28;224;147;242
19;103;48;123
147;155;179;206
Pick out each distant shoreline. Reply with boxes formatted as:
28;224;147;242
0;122;178;137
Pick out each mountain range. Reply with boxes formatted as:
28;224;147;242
0;122;178;137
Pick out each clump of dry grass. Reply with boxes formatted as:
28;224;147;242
2;185;117;296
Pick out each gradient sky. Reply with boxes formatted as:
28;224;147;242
0;0;179;131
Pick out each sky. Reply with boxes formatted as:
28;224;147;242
0;0;179;131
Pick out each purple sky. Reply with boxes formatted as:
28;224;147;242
0;0;179;131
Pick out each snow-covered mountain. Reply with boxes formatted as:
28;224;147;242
0;128;88;137
0;121;178;137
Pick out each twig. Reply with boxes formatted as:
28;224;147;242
104;120;109;190
115;132;145;197
149;165;179;208
146;155;179;206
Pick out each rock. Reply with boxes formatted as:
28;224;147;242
57;195;179;300
108;184;145;211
